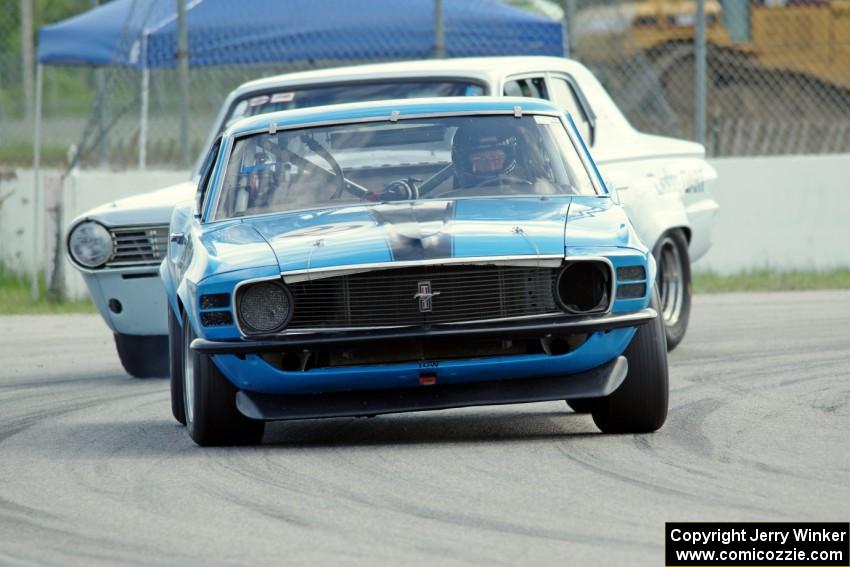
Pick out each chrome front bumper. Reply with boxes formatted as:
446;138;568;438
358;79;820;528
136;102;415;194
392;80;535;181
192;308;657;355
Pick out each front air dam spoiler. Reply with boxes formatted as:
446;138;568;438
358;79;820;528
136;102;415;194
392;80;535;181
235;356;628;421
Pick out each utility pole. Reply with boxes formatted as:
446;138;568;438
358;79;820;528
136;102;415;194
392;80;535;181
434;0;445;58
20;0;34;121
694;0;707;145
177;0;190;167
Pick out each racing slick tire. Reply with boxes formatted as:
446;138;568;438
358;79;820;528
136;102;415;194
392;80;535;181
182;323;265;446
168;307;186;425
653;229;691;351
592;290;669;433
114;333;169;379
566;399;596;414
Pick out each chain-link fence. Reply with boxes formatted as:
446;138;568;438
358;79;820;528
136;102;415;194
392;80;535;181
0;1;94;166
4;0;850;171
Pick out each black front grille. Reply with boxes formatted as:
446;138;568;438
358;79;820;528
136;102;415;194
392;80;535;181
287;265;560;329
106;225;168;267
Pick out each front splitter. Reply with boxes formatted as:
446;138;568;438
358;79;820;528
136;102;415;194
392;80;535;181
235;355;627;421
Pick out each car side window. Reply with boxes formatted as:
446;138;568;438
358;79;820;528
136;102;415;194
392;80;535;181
503;77;548;99
196;139;221;218
549;77;593;144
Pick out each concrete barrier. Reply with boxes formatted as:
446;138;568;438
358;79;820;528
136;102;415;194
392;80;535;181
694;153;850;274
0;154;848;301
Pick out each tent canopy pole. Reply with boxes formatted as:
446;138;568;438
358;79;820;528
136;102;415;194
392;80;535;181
31;63;44;300
434;0;445;58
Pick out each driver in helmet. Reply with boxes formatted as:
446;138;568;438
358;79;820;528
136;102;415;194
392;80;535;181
451;120;527;189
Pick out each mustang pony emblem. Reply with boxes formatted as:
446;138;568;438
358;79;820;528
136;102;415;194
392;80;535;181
414;281;441;312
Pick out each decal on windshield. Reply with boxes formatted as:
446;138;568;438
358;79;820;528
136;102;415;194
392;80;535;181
271;92;295;103
534;115;558;125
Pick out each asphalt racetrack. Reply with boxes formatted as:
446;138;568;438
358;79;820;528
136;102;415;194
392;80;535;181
1;291;848;566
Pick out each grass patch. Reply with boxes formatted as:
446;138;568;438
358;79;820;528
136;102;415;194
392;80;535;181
0;143;70;168
694;269;850;293
0;264;95;315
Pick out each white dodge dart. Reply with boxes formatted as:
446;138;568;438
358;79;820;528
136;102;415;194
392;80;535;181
65;56;718;378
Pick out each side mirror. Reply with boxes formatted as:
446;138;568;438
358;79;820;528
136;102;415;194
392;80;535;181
167;206;191;264
603;177;620;204
194;187;204;219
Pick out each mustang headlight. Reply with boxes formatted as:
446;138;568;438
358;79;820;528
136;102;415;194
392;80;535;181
555;261;611;314
236;280;293;334
68;221;113;268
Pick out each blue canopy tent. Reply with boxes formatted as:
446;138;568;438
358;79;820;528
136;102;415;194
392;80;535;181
35;0;564;166
34;0;565;169
38;0;566;67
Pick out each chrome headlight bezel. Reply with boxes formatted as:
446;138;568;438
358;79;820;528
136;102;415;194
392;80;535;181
235;279;294;335
67;220;114;269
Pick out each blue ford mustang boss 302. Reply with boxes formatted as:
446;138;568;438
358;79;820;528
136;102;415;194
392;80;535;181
161;97;668;446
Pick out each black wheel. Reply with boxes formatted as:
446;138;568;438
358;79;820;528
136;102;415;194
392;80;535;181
182;323;265;446
114;333;169;378
592;290;669;433
168;307;186;425
653;230;691;351
566;398;596;414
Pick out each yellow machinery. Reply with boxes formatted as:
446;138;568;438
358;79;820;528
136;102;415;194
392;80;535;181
577;0;850;90
747;1;850;89
629;0;731;48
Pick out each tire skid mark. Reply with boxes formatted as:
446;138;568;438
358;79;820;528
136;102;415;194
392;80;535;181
811;389;849;413
677;355;848;391
780;364;850;389
0;495;61;530
175;451;501;566
0;502;186;567
40;542;186;567
0;372;128;392
203;419;649;558
664;363;848;422
374;494;656;552
0;391;149;445
555;440;783;517
0;551;47;567
630;435;720;481
556;441;701;501
207;484;315;530
220;411;582;502
665;397;723;458
255;449;645;551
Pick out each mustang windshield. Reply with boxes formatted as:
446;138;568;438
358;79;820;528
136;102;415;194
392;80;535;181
213;114;598;220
